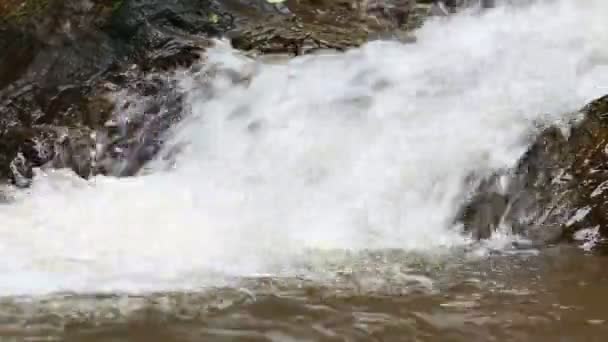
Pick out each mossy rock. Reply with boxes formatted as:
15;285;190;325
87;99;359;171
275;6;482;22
228;0;427;55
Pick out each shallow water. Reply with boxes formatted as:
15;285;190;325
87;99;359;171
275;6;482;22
0;0;607;340
1;246;607;341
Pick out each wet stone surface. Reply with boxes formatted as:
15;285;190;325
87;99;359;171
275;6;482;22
0;0;434;187
458;95;608;250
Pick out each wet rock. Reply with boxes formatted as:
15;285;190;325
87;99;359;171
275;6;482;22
0;26;38;89
1;1;120;185
363;0;417;27
456;173;510;240
0;0;227;185
50;127;97;178
457;95;608;248
229;16;367;55
92;71;185;177
107;0;228;69
0;0;439;187
227;0;427;55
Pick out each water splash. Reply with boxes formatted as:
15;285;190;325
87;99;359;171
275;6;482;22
0;0;606;295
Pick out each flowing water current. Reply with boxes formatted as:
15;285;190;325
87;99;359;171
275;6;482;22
1;0;608;340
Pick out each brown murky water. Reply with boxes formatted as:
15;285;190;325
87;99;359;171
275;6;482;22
1;245;607;341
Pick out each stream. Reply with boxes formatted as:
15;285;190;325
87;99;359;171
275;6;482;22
0;0;607;340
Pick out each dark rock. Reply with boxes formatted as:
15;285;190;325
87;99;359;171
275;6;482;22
92;72;185;177
0;26;38;89
107;0;226;69
0;0;227;185
1;1;121;185
227;0;426;56
456;95;608;248
0;0;437;187
456;173;510;240
51;127;97;178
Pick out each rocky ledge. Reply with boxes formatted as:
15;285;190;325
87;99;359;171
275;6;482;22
458;95;608;251
0;0;438;187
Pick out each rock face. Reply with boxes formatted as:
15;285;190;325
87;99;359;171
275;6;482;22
457;95;608;249
0;0;226;185
228;0;424;55
0;0;437;187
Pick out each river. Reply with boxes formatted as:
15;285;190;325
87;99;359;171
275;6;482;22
0;0;607;340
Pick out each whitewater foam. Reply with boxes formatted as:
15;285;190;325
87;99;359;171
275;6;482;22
0;0;606;295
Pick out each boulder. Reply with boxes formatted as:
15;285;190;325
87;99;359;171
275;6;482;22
457;95;608;250
0;0;225;185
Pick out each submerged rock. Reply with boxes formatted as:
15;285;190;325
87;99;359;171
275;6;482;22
457;95;608;249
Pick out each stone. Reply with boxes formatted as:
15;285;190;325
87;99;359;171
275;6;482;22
227;0;426;55
0;0;438;187
0;0;226;185
456;95;608;249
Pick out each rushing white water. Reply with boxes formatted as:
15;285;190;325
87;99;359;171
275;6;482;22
0;0;606;295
